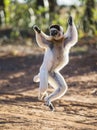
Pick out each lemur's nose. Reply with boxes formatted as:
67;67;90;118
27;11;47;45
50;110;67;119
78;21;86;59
51;30;58;36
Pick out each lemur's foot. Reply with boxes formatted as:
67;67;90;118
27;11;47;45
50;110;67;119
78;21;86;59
33;25;41;33
68;16;73;26
49;103;55;111
33;75;39;83
38;92;48;101
44;101;55;112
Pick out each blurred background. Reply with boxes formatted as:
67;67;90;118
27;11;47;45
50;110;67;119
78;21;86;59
0;1;97;129
0;0;97;41
0;0;97;69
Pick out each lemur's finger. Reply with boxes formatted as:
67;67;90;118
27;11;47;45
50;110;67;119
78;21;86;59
33;25;41;33
68;16;73;26
32;25;37;29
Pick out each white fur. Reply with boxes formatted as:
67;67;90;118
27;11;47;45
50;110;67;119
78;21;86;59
33;19;78;106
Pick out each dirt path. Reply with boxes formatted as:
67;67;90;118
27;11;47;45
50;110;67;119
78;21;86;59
0;45;97;130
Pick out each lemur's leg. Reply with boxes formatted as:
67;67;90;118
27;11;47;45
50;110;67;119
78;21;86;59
48;74;58;89
33;72;57;102
45;72;68;106
38;66;48;100
33;73;57;89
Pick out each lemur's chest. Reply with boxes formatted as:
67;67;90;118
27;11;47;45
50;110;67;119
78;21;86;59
43;43;69;71
53;47;64;61
50;42;64;54
49;42;64;61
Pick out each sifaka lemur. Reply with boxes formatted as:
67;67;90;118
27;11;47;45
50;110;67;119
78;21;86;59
33;16;78;111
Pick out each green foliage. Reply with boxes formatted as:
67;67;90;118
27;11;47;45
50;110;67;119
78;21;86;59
34;6;49;30
10;2;30;28
10;28;20;39
4;0;10;24
0;0;97;38
81;0;97;36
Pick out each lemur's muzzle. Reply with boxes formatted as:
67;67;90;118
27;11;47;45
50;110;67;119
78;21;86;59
51;30;58;36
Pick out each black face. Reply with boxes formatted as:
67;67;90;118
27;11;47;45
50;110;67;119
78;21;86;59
50;25;60;36
50;29;58;36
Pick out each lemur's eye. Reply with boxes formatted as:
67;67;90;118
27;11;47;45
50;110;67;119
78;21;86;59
50;30;58;36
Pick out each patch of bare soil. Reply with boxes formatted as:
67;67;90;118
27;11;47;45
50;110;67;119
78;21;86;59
0;45;97;130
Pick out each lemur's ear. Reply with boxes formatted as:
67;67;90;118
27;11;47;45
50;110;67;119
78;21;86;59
50;24;60;31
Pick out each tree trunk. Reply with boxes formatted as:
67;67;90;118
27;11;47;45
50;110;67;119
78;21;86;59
48;0;57;24
0;0;5;26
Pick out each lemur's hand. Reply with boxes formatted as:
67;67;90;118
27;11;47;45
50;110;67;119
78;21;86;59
68;16;73;26
33;25;41;33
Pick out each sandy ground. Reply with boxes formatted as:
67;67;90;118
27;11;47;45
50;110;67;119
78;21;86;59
0;44;97;130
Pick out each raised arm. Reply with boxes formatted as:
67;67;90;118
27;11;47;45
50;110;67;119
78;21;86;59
33;25;52;48
64;16;78;48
